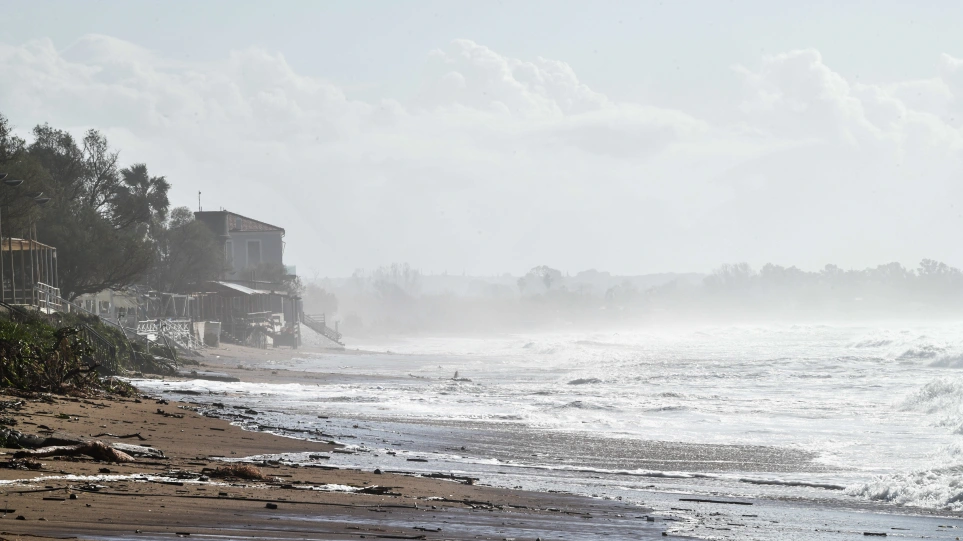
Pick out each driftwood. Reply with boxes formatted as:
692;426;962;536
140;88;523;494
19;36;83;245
14;441;134;463
90;432;147;441
109;442;165;459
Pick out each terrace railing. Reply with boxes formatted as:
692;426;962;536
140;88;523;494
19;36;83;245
137;319;198;352
33;282;177;368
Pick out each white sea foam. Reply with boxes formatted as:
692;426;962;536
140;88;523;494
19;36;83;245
847;467;963;510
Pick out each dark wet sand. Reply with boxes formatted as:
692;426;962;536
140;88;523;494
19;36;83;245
0;390;674;541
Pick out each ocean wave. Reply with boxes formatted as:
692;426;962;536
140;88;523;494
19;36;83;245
847;466;963;511
930;355;963;368
854;339;893;348
737;477;845;490
898;346;946;360
557;400;614;411
573;340;620;348
646;405;688;412
900;378;963;432
318;396;382;403
498;462;842;490
567;378;602;385
902;378;963;413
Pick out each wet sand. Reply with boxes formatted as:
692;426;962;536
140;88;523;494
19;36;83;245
0;388;672;540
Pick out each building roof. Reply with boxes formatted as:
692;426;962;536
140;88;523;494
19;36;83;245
209;281;270;296
0;238;56;252
195;210;285;234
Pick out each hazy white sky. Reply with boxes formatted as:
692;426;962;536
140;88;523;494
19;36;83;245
2;0;963;276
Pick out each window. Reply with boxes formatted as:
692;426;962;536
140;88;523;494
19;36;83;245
224;240;233;268
247;240;261;267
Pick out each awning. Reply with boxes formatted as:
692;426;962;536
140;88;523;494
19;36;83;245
208;281;271;296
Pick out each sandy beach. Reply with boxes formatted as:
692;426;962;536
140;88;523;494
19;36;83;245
0;342;672;541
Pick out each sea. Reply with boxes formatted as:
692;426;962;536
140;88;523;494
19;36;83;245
136;322;963;539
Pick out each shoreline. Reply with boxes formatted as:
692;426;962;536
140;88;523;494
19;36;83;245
4;341;963;540
0;364;673;540
177;342;963;540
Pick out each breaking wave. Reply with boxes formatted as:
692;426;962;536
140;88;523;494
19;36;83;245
847;467;963;511
898;345;946;360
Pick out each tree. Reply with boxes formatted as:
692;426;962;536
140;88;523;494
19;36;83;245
703;263;754;292
43;205;155;300
519;265;562;295
147;207;224;292
111;164;170;231
0;114;49;235
303;283;338;315
26;123;169;299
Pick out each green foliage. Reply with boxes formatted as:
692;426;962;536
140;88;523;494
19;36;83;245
0;113;225;301
0;316;100;393
148;206;224;292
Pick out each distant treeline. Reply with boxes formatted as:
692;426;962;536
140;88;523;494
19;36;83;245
305;260;963;334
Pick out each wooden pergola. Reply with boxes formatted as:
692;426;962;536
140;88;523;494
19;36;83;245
1;237;58;306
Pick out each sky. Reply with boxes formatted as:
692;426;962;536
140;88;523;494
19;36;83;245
2;0;963;277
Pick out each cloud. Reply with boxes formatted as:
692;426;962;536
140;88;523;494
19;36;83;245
0;36;962;275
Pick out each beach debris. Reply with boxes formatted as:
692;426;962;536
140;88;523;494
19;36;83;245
357;485;401;496
0;427;82;449
156;409;184;419
208;463;268;481
421;472;477;485
679;498;752;506
110;442;165;459
1;458;42;470
90;432;147;440
14;441;134;462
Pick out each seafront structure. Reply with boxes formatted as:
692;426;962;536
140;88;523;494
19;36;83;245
8;203;343;354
